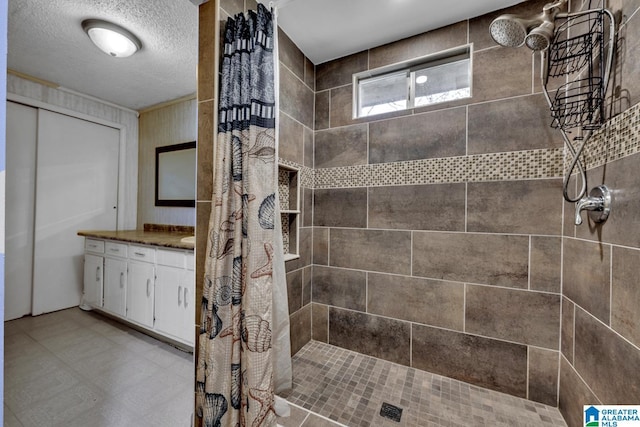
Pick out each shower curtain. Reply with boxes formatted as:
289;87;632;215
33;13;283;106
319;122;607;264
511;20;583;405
196;4;292;426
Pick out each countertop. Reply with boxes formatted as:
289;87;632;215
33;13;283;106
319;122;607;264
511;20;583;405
77;229;195;250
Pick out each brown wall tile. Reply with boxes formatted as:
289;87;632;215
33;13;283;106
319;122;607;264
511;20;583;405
279;112;304;165
330;229;412;275
312;266;366;311
472;47;533;103
467;94;562;154
369;22;468;69
280;64;314;129
413;232;529;288
314;124;368;168
412;324;528;397
530;236;562;293
315;90;330;130
612;246;640;348
304;57;315;90
465;285;560;349
369;108;466;164
561;297;575;364
312;303;328;343
368;184;466;231
302;188;312;227
528;348;559;406
467;179;563;235
278;28;304;81
329;308;411;366
290;304;311;356
559;357;600;427
367;273;464;331
285;227;312;273
574;307;640;404
313;228;328;265
286;269;303;314
314;188;367;228
577;155;640;248
303;125;314;168
316;51;368;92
302;266;311;306
562;238;610;324
198;1;217;102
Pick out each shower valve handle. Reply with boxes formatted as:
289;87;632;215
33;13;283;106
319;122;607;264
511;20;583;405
574;185;611;226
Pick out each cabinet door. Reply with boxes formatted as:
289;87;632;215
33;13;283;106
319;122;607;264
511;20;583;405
155;265;184;340
83;254;104;308
104;258;127;317
181;268;195;346
127;261;155;328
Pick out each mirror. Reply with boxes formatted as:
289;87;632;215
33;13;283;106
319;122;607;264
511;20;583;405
155;141;196;207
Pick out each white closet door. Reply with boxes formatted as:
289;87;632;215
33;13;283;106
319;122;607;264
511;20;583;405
5;101;37;320
32;109;119;315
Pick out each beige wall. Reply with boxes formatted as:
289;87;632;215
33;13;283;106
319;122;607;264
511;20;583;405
137;98;197;228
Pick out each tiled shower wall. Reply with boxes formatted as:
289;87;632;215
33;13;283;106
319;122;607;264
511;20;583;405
310;0;566;406
196;0;640;424
558;0;640;426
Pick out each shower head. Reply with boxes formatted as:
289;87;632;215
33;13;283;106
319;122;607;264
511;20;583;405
489;0;566;50
525;20;556;50
489;14;543;47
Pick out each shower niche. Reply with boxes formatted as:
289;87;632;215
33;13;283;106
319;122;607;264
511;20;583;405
278;163;300;261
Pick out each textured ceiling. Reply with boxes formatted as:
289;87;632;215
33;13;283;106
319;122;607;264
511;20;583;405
8;0;198;111
8;0;522;111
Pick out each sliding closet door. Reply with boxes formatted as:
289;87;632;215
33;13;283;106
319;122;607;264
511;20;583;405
32;109;119;315
5;101;37;320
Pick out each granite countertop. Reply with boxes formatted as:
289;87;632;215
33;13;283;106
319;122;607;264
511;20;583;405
78;225;195;250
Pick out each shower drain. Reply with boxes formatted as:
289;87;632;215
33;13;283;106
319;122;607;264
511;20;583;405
380;402;403;422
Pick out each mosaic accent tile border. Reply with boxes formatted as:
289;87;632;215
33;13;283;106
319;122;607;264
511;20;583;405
579;101;640;171
314;148;564;189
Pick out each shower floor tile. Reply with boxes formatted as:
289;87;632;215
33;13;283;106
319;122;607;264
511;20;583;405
279;341;567;427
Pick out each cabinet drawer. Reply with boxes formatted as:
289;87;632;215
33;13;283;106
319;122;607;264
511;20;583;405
186;253;194;270
157;249;185;268
128;245;155;263
85;239;105;254
105;242;128;258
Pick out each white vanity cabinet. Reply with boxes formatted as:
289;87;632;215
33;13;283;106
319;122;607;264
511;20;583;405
81;237;194;347
103;242;128;317
126;245;156;328
83;239;104;308
155;249;195;346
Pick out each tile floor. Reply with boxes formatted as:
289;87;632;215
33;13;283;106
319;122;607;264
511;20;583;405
4;308;194;427
5;309;568;427
277;341;568;427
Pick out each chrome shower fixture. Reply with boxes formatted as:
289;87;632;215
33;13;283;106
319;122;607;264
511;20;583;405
489;0;567;50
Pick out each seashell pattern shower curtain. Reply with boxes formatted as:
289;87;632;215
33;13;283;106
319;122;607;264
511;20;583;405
196;4;288;426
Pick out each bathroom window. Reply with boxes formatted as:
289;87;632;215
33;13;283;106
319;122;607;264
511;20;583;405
353;44;472;118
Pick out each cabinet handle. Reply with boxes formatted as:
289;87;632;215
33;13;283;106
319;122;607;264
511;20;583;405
120;272;125;288
134;252;146;257
184;288;188;308
178;286;182;306
96;266;101;282
110;248;119;253
146;279;151;297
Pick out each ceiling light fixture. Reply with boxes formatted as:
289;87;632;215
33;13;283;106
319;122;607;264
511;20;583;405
416;75;428;84
82;19;142;58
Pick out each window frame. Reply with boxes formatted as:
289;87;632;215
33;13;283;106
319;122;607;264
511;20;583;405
352;44;473;119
